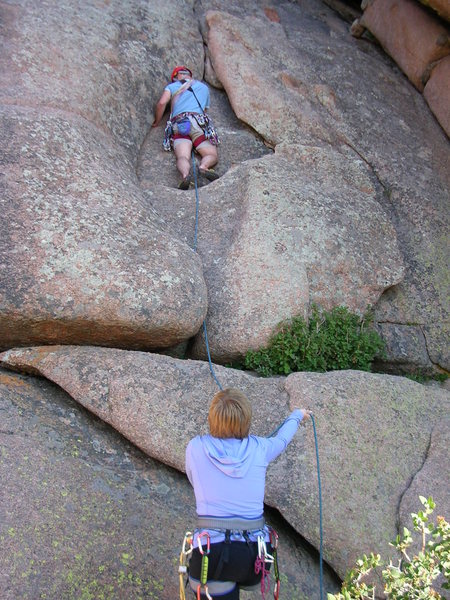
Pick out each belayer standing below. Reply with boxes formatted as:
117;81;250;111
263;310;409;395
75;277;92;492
152;65;220;190
185;387;311;599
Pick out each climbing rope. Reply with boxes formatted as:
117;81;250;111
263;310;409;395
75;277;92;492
192;154;223;390
192;155;200;252
190;152;323;599
179;531;194;600
311;414;324;600
268;413;324;600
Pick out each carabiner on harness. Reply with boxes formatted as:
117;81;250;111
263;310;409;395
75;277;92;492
197;532;212;600
269;528;281;600
257;535;274;563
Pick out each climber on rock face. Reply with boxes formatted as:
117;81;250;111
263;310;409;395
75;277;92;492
151;65;220;190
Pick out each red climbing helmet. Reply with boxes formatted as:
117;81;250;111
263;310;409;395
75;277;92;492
171;65;193;81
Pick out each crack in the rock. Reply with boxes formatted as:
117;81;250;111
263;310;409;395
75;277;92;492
394;426;433;535
340;141;445;374
343;139;384;184
375;320;448;372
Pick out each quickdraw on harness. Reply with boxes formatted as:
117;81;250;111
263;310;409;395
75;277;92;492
178;530;214;600
196;532;212;600
254;528;280;600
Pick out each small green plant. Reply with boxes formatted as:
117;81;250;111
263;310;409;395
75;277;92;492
328;496;449;599
243;305;385;376
405;373;449;385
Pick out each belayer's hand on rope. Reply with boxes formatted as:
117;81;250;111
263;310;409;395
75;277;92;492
299;409;313;423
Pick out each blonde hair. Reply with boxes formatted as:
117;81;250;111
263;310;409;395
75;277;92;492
208;388;252;439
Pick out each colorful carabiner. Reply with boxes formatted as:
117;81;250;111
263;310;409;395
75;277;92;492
197;531;211;555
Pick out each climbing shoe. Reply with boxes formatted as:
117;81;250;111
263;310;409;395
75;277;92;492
199;168;220;182
178;175;191;190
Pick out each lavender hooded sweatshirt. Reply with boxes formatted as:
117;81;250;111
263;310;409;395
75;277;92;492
185;409;305;544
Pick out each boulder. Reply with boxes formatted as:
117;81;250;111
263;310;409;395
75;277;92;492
0;367;340;599
423;56;450;137
143;141;404;363
0;368;196;599
358;0;450;91
0;0;209;351
2;345;449;582
0;108;207;351
188;144;404;362
205;9;336;147
284;370;449;581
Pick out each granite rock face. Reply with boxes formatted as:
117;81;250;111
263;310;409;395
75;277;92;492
283;370;449;581
2;345;448;583
0;0;204;159
201;0;449;372
1;0;448;372
2;1;449;598
0;368;195;600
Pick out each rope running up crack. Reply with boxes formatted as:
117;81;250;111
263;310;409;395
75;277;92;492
192;154;223;391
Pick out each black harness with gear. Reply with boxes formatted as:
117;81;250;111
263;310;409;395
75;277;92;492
178;516;281;600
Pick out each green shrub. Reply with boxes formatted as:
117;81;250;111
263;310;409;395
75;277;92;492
328;496;449;599
243;305;385;376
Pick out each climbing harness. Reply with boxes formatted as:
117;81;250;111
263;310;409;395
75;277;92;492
188;87;220;146
163;77;219;152
179;516;281;600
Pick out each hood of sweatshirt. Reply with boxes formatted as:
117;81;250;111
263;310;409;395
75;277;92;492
201;435;255;478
